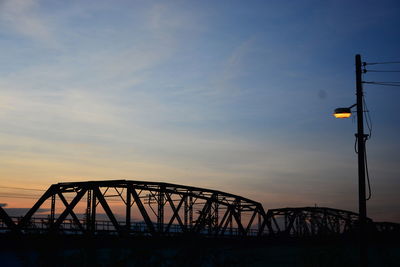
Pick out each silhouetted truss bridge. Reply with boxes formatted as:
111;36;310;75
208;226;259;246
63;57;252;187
0;180;398;238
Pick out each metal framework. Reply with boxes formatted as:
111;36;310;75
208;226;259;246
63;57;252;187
1;181;398;239
265;207;374;237
15;180;267;237
0;206;17;231
375;222;400;235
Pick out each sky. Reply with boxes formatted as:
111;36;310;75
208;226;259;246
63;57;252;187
0;0;399;223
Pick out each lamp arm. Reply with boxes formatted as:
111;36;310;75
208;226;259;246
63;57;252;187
349;103;357;109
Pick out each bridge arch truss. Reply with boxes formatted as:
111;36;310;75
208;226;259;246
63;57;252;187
16;180;267;237
265;207;374;237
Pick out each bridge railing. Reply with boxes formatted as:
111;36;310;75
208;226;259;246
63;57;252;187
1;214;399;238
0;216;264;237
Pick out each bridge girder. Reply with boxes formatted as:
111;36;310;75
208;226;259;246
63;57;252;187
16;180;267;237
0;206;17;232
266;207;375;237
1;181;399;238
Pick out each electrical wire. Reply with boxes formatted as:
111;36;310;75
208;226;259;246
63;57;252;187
361;95;372;200
363;81;400;87
365;70;400;73
363;97;372;139
369;83;400;87
0;193;140;203
353;134;372;200
0;186;45;192
364;81;400;83
354;135;358;154
364;61;400;65
364;141;372;201
359;59;396;200
0;195;40;200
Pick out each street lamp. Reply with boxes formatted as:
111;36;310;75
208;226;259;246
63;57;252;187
333;104;356;119
333;54;368;266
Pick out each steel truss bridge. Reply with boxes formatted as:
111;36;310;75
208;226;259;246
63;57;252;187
0;180;398;238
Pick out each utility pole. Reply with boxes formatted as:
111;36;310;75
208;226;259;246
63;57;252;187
355;54;367;266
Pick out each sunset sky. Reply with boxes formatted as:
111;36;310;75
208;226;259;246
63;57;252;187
0;0;399;222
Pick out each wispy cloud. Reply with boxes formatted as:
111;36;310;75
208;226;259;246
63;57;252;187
215;37;257;94
0;0;399;223
0;0;56;45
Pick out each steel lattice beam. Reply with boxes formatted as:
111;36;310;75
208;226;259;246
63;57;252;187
0;206;17;232
12;180;267;237
266;207;374;237
4;181;394;238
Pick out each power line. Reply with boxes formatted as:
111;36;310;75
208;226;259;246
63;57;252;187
0;195;40;200
0;192;42;198
363;97;372;139
364;142;372;201
0;186;45;192
362;96;372;201
363;81;400;87
364;61;400;65
0;194;135;203
366;81;400;83
365;70;400;73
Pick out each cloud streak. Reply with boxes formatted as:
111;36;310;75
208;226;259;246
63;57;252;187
0;0;56;45
0;1;399;223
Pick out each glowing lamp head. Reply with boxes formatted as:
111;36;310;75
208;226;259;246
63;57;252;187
333;107;352;118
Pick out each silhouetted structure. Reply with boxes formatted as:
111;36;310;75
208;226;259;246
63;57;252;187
0;180;399;239
266;207;373;237
16;180;267;236
0;206;17;231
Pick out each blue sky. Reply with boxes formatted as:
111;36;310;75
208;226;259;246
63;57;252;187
0;0;399;222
